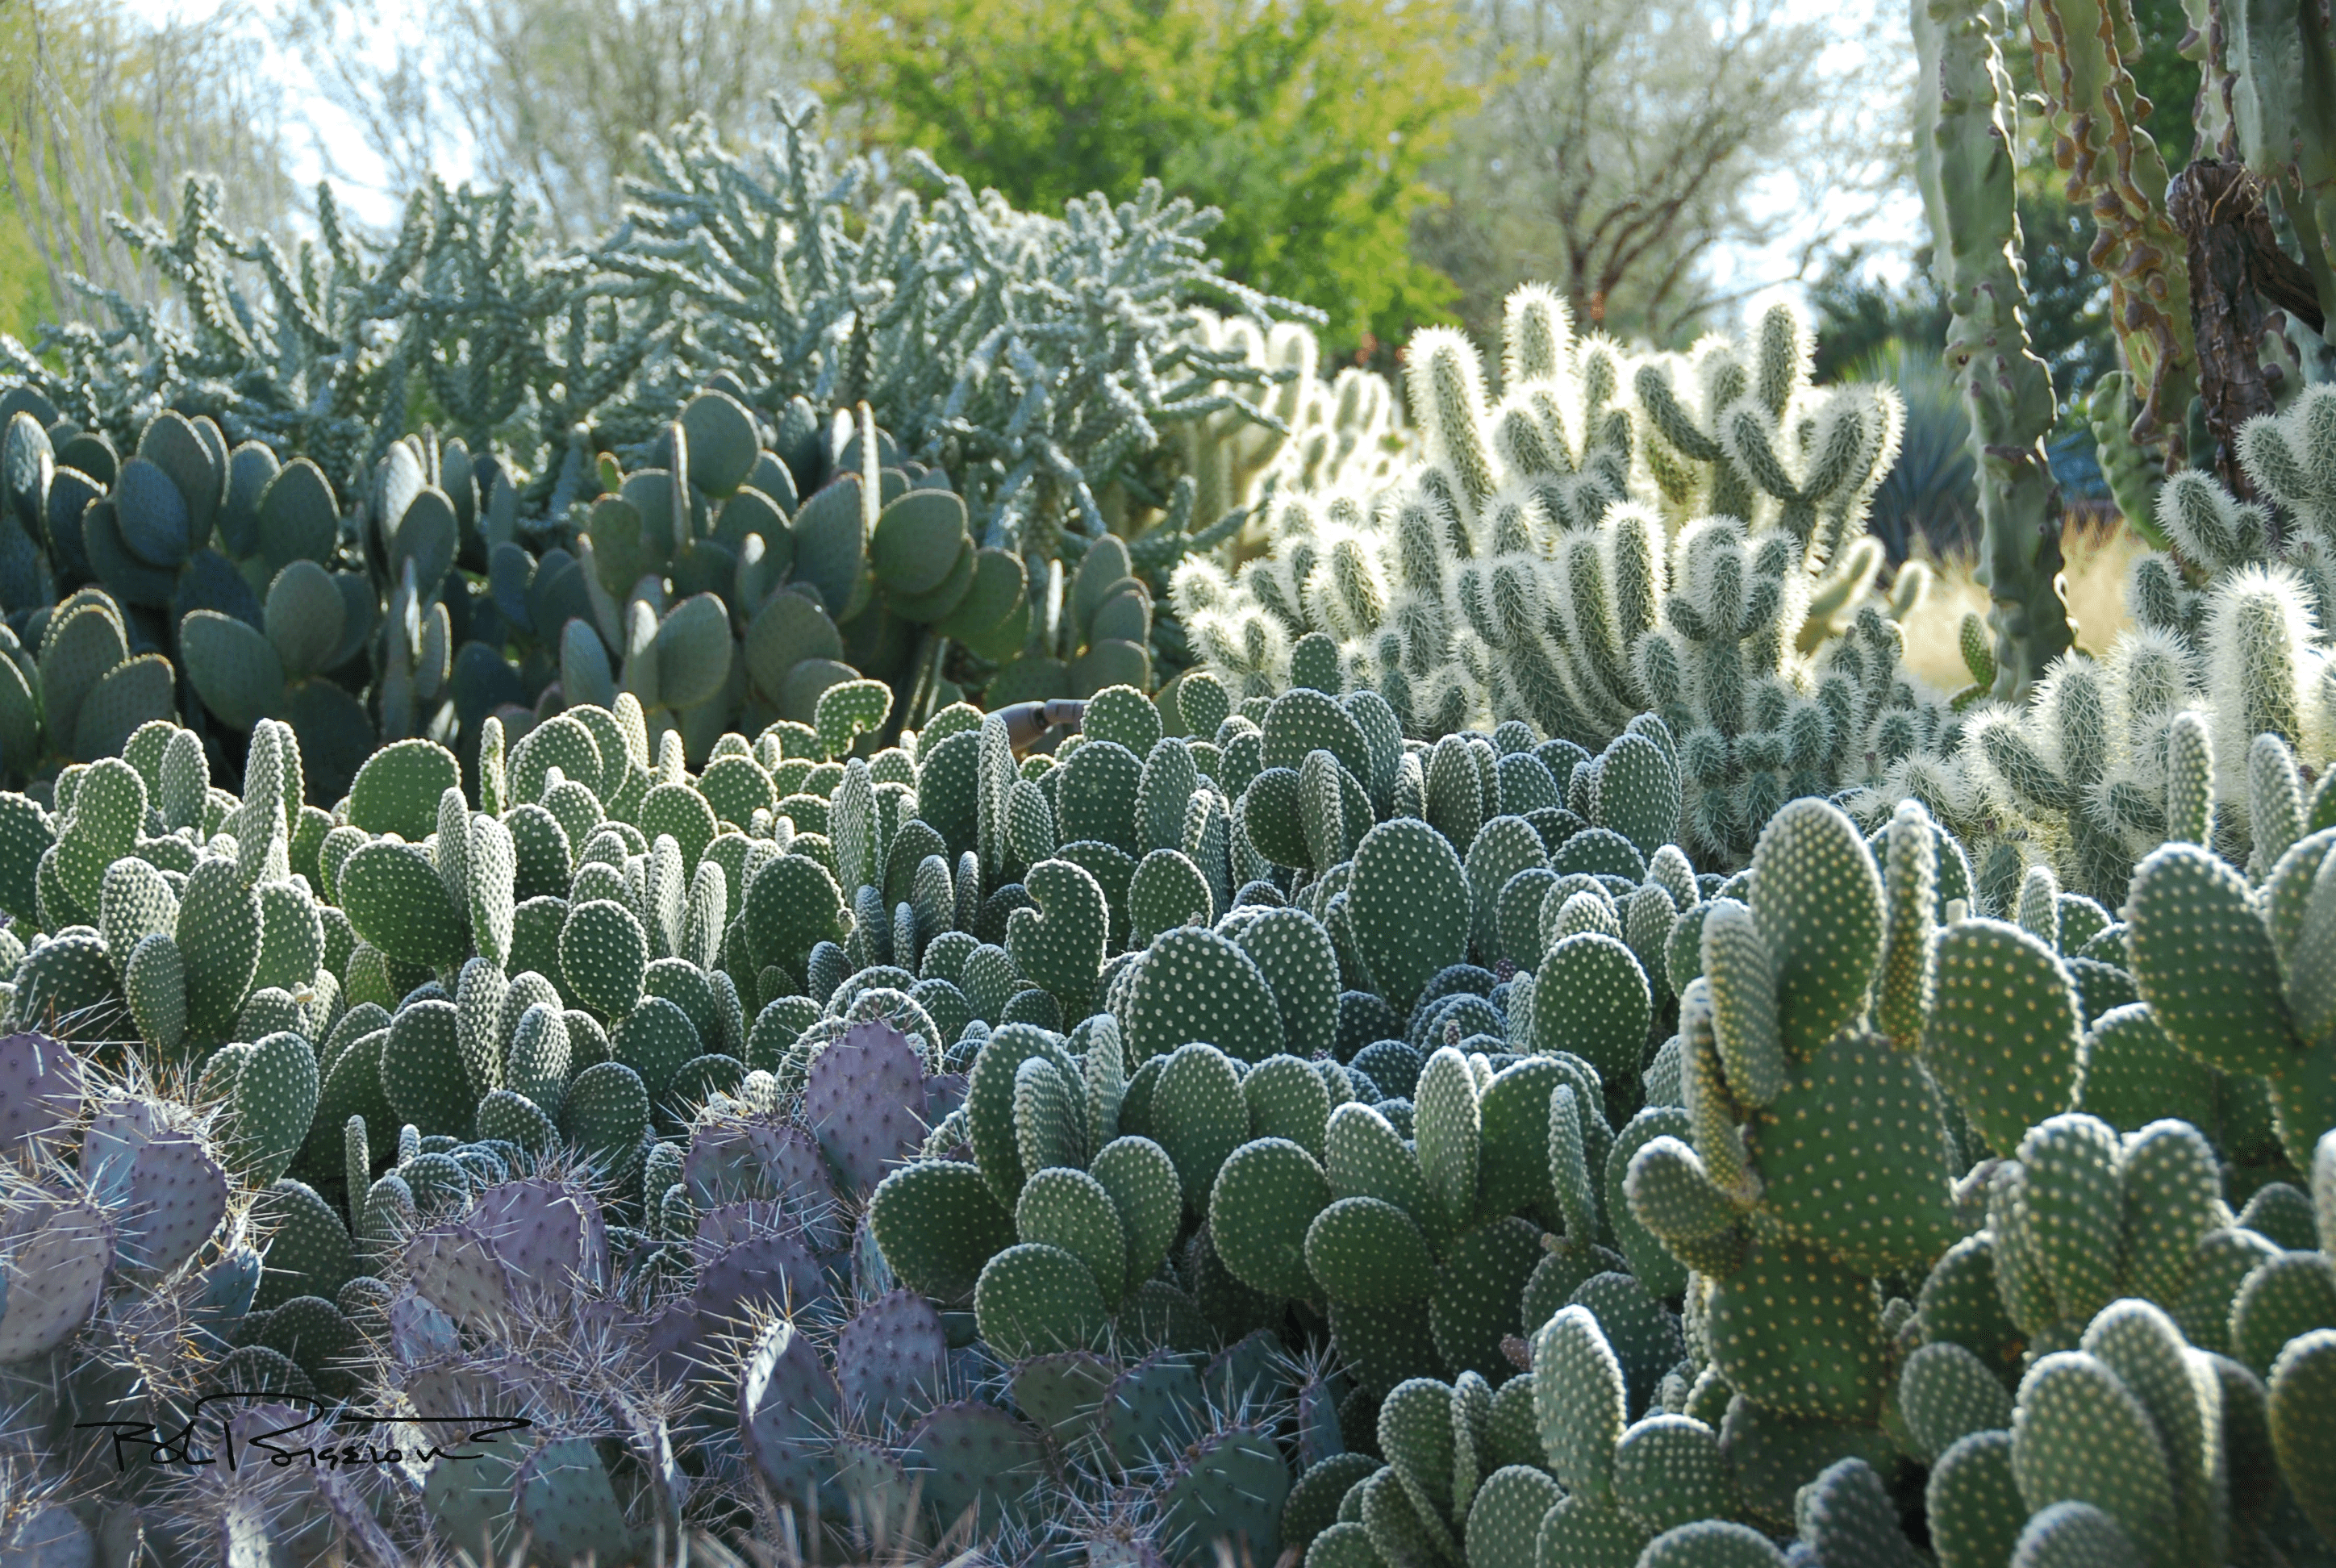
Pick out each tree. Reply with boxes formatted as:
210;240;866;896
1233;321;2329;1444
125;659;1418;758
821;0;1472;353
282;0;816;244
1414;0;1902;348
2;0;297;345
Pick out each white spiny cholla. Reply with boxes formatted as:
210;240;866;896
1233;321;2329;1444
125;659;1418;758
1176;311;1408;537
2159;389;2336;780
1180;300;2336;892
1877;385;2336;905
1171;285;1931;863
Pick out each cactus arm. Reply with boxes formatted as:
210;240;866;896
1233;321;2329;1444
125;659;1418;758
1915;0;2078;698
2025;0;2201;458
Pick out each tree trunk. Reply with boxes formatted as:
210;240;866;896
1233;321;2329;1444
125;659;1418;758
2166;158;2328;503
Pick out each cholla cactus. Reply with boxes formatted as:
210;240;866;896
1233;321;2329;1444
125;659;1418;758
1178;311;1408;535
1938;386;2336;900
1174;290;1921;864
2146;385;2336;781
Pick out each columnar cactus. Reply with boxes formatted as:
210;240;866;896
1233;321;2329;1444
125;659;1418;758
1912;0;2075;697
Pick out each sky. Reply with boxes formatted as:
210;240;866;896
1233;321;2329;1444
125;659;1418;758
128;0;1928;319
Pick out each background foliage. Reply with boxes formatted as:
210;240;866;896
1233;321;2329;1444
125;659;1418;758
0;0;2213;568
823;0;1471;354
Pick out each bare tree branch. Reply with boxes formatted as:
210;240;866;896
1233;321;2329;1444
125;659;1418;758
280;0;819;244
2;0;297;334
1416;0;1904;344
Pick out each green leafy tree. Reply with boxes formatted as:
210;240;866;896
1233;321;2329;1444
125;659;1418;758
823;0;1471;352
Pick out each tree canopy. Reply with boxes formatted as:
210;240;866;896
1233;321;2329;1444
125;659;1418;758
824;0;1473;354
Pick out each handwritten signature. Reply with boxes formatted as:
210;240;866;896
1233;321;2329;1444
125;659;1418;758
77;1392;532;1472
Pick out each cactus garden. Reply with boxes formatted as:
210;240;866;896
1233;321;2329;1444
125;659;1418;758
2;0;2336;1561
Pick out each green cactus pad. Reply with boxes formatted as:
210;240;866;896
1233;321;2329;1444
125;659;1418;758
1592;734;1681;860
348;740;461;841
1624;1136;1739;1246
558;899;648;1020
1530;932;1653;1086
1700;900;1787;1107
1611;1415;1736;1536
1015;1166;1127;1306
1532;1495;1652;1568
557;1061;652;1180
1571;1270;1683;1416
1377;1376;1458;1531
1532;1303;1628;1500
1474;1057;1562;1220
740;853;849;975
2009;1351;2175;1557
1926;1431;2025;1568
1153;1041;1252;1216
1288;1453;1387;1558
2009;1502;2146;1567
869;1159;1017;1301
1924;920;2084;1155
1428;1215;1542;1378
507;1002;572;1120
1211;1136;1332;1299
177;855;263;1042
250;1178;354;1310
1458;1464;1559;1568
1636;1521;1787;1567
2126;843;2299;1077
1349;819;1470;1011
1007;857;1108;1006
615;996;708;1109
1746;799;1884;1058
474;1088;557;1153
337;841;468;972
2267;1328;2336;1549
2230;1251;2336;1378
1090;1134;1183;1296
1748;1027;1958;1274
1703;1236;1884;1422
2079;1299;2217;1564
1128;849;1215;945
1128;924;1286;1066
2076;1004;2216;1135
965;1024;1080;1207
1324;1101;1434;1232
974;1240;1109;1357
1307;1196;1434;1305
226;1030;319;1186
1899;1341;2016;1463
252;881;324;996
1054;738;1142;854
122;932;188;1056
1328;1293;1445;1397
1240;1053;1333;1157
380;1000;472;1141
99;856;177;965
